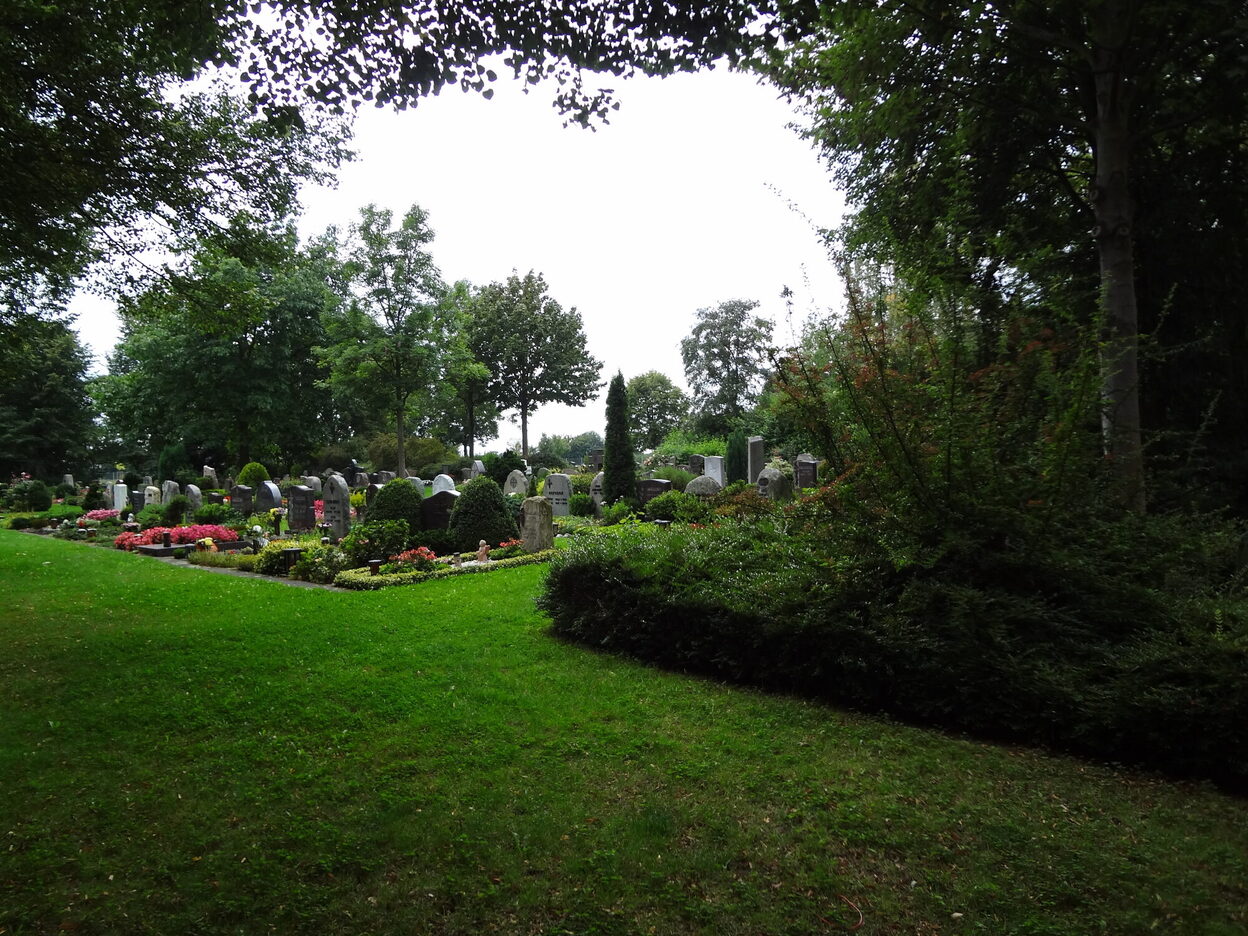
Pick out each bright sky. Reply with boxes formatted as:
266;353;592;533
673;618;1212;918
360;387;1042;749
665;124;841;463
72;65;846;450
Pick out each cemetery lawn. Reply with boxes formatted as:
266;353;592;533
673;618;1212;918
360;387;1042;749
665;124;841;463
2;532;1246;936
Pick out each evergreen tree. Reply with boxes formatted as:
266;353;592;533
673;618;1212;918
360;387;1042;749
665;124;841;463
603;372;636;505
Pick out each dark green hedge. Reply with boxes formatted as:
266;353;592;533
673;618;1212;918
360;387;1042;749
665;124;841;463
538;522;1248;789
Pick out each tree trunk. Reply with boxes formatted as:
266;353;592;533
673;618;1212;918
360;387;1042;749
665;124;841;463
1091;4;1145;513
520;406;529;458
465;387;476;459
395;395;407;477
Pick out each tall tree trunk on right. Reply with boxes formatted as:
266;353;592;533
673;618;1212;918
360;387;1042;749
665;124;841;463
1090;3;1146;513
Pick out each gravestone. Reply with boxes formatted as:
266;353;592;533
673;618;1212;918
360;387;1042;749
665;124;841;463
520;496;554;552
460;468;473;482
112;483;129;512
636;478;672;506
471;459;486;478
288;485;316;532
322;474;351;539
535;466;550;482
230;484;253;517
543;472;572;517
588;448;604;471
369;471;382;484
421;489;459;531
185;484;202;514
702;455;725;486
144;485;161;507
257;480;282;514
206;492;225;506
685;475;723;498
432;473;457;495
202;465;219;488
365;482;383;508
503;469;528;498
350;471;368;488
129;489;146;513
794;454;818;490
748;436;766;484
378;471;396;484
302;475;322;494
589;471;605;511
143;475;153;487
688;454;705;475
161;479;180;504
756;466;793;502
62;473;74;489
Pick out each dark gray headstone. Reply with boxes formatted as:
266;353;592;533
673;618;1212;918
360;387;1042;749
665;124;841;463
257;480;282;514
794;454;818;490
128;489;144;512
543;472;572;516
230;484;253;517
748;436;765;484
185;484;203;513
365;482;383;507
685;475;722;498
520;496;554;552
288;485;316;531
588;448;604;470
688;454;705;475
322;474;351;539
62;473;75;489
206;492;225;506
378;471;396;484
636;478;673;506
421;489;459;531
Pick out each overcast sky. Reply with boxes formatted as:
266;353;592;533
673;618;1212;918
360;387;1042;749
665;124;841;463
72;65;846;451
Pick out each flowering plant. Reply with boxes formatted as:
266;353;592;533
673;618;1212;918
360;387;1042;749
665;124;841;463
85;509;120;522
493;538;526;560
381;545;438;574
113;524;236;550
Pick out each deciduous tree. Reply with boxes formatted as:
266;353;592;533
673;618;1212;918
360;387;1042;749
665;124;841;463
681;299;773;438
626;371;689;450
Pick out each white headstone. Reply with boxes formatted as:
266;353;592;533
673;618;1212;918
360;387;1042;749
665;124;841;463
62;474;74;489
471;459;486;478
112;483;129;512
202;465;219;488
543;473;572;517
702;455;725;486
143;485;161;507
432;473;457;495
589;471;605;510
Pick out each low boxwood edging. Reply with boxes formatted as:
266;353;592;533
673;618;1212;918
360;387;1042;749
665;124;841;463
334;550;556;590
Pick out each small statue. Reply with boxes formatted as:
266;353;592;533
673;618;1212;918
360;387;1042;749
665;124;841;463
476;539;491;563
451;552;463;569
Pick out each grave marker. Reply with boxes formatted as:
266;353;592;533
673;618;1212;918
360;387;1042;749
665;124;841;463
756;466;793;502
161;480;180;504
685;475;722;498
230;484;254;517
202;465;219;488
543;472;572;516
589;471;605;512
636;478;672;506
748;436;765;484
421;489;459;531
302;475;322;494
702;455;725;486
431;473;457;495
322;475;351;539
288;485;316;531
144;485;161;507
795;454;818;490
520;496;554;552
185;484;202;513
113;483;129;512
257;480;282;514
503;469;528;498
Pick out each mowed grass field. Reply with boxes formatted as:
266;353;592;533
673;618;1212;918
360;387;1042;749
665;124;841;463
1;530;1245;935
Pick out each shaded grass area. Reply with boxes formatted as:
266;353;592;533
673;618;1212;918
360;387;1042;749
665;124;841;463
1;531;1245;935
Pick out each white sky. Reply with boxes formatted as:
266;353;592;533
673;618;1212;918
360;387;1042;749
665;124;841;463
71;65;846;450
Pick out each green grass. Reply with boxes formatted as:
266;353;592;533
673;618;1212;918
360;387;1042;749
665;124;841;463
1;531;1246;935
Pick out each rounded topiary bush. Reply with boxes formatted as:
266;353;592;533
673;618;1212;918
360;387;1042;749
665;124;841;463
236;461;270;489
448;476;519;552
365;479;423;533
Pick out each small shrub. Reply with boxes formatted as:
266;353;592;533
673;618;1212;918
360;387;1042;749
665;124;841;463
14;480;52;512
448;476;519;552
365;479;423;531
253;541;291;576
289;544;351;583
644;490;713;524
569;493;595;517
236;461;271;489
340;520;411;566
380;546;438;574
7;516;33;530
504;492;525;525
483;450;526;487
409;527;457;554
193;502;242;526
136;503;165;530
599;500;638;526
527;451;567;471
161;494;191;526
651;466;695;492
46;503;84;521
568;472;596;495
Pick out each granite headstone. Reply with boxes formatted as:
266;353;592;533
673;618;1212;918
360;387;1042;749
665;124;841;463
421;489;459;531
748;436;766;484
185;484;202;513
257;480;282;514
230;484;253;517
702;455;725;486
636;478;673;506
520;496;554;552
288;485;316;531
543;472;572;517
503;469;528;498
322;474;351;539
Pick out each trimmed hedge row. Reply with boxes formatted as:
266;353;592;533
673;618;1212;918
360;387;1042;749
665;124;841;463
538;522;1248;789
334;549;556;590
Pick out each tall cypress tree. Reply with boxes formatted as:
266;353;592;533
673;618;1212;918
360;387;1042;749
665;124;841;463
603;371;636;505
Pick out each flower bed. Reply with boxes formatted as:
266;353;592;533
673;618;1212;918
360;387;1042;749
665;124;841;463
114;524;236;551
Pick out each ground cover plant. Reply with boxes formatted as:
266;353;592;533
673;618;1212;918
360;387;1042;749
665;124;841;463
1;532;1246;935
